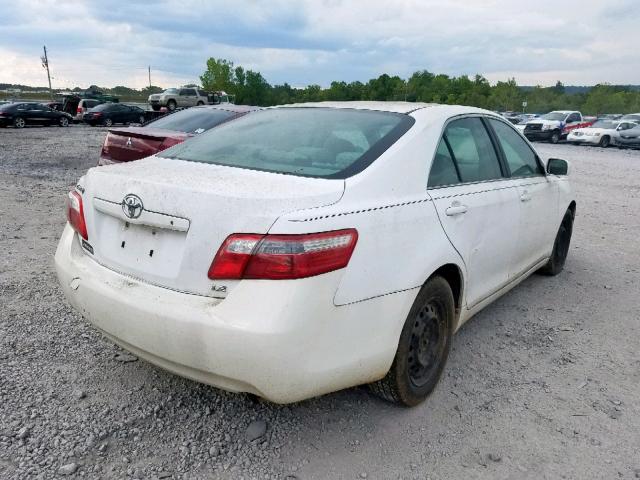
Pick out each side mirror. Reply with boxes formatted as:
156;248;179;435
547;158;568;175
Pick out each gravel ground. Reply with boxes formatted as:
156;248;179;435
1;124;639;480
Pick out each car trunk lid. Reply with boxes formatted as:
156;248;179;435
80;156;345;297
101;127;190;164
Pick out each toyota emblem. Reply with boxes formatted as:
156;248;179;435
122;194;143;219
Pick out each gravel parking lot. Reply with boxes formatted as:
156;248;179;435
1;125;639;480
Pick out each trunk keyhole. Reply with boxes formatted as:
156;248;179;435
149;250;154;257
121;241;125;248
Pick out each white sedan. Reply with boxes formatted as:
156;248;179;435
567;119;638;147
55;102;575;406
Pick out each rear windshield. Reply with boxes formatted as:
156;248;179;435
90;103;115;111
158;108;414;178
147;108;235;134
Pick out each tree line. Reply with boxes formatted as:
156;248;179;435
199;58;640;115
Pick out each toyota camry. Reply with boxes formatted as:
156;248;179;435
55;102;575;406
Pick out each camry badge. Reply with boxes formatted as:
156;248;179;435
122;194;143;219
125;137;132;147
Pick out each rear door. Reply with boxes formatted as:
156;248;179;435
179;89;196;107
486;118;558;274
428;116;521;308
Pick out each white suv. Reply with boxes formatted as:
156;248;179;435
55;102;575;406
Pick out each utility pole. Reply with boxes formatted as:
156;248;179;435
41;45;53;99
148;65;152;89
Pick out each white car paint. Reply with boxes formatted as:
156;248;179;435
567;120;638;146
55;102;575;403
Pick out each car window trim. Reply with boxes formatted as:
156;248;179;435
484;117;546;179
442;134;462;183
426;113;507;190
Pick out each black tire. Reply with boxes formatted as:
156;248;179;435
167;100;177;111
151;105;161;112
370;276;455;406
538;208;574;276
139;115;145;124
13;117;26;129
103;118;113;127
197;100;204;106
550;130;561;144
59;116;69;127
598;135;610;148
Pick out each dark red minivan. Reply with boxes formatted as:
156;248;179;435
98;104;258;165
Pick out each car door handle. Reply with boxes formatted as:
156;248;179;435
445;204;468;216
520;191;532;202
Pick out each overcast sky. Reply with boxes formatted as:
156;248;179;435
1;0;638;89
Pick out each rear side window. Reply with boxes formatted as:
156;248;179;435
428;139;460;187
158;108;414;179
444;118;503;183
147;108;235;133
488;119;543;177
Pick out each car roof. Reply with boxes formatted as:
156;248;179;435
269;101;501;121
274;101;438;114
196;104;261;113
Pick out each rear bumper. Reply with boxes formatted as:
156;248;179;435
54;225;412;403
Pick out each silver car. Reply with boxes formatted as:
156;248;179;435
148;88;209;111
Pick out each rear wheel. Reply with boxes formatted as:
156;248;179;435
13;117;26;129
59;116;69;127
167;100;177;111
151;105;161;112
598;135;610;148
103;118;113;127
197;100;204;106
370;276;454;406
538;209;574;276
550;130;561;144
139;115;145;124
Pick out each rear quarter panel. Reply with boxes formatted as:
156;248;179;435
274;196;464;307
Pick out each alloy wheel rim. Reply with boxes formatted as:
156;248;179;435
407;301;446;387
16;118;25;128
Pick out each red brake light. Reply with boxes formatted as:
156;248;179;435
66;190;88;240
208;229;358;280
159;137;185;151
77;107;82;113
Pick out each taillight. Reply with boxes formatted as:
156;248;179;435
76;107;82;114
159;137;185;151
208;229;358;280
66;191;88;240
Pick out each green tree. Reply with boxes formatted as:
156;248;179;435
200;58;236;93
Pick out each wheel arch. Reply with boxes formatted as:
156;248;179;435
427;263;464;328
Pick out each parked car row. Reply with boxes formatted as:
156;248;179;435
55;100;577;406
566;119;638;147
98;104;258;165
